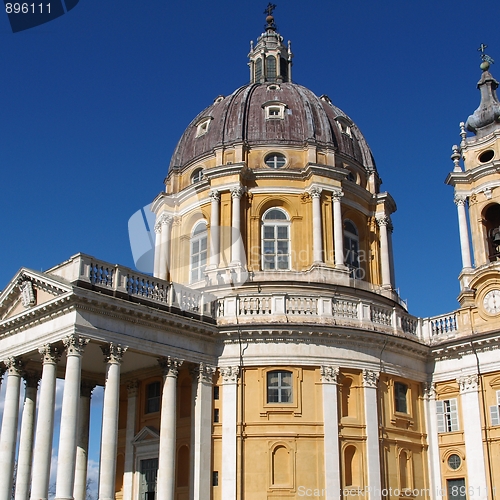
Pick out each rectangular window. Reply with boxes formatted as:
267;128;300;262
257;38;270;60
212;471;219;487
140;458;158;500
394;382;408;413
213;385;220;400
489;390;500;426
436;398;459;432
267;370;292;403
146;381;161;414
214;408;220;423
447;478;466;500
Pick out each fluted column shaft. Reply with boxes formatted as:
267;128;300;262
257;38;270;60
332;191;345;267
423;383;441;500
0;358;24;500
15;373;40;500
192;364;216;500
362;370;381;500
377;216;392;288
158;215;173;281
310;188;323;263
99;344;126;500
230;187;243;264
157;357;183;500
209;190;221;267
31;345;61;500
320;366;340;500
455;195;472;268
154;223;162;278
73;382;96;500
221;366;239;500
55;335;89;500
122;381;139;500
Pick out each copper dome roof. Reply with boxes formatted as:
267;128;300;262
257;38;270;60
168;82;377;172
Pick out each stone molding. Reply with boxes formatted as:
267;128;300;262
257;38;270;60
457;374;479;393
158;356;184;377
220;365;239;384
362;369;379;388
101;343;127;364
320;365;339;383
39;344;62;365
63;334;89;356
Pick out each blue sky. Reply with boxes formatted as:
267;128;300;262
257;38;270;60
1;0;499;320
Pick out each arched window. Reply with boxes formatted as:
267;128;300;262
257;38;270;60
267;370;292;403
191;168;203;184
190;222;207;283
341;378;353;418
255;58;263;82
176;445;189;487
280;57;288;82
484;204;500;260
344;220;360;278
266;56;277;82
262;208;290;270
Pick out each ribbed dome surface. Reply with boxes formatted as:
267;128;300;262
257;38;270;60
169;82;376;171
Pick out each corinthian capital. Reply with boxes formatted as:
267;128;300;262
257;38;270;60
209;189;220;202
220;366;240;384
39;344;61;365
320;365;339;384
63;334;89;357
331;190;344;203
454;194;467;207
3;357;24;375
376;215;391;227
101;343;127;364
158;213;173;226
191;362;217;384
158;356;184;377
231;186;244;199
362;369;379;388
309;186;322;199
457;374;479;393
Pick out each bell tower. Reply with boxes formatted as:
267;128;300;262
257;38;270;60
446;46;500;328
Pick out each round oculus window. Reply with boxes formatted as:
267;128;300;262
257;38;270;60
447;454;461;470
479;150;494;163
264;153;286;169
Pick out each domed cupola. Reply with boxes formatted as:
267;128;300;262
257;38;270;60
466;46;500;138
154;7;399;308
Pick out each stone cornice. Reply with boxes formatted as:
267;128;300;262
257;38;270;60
445;160;500;186
430;333;500;361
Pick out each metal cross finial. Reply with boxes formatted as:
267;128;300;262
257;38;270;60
264;3;276;16
478;43;495;65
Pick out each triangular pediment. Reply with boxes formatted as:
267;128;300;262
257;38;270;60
132;426;160;445
438;384;459;396
0;269;73;321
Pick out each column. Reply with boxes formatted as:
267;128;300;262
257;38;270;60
192;363;216;500
0;357;24;500
454;195;473;269
332;190;345;267
15;372;40;500
320;366;340;500
31;345;61;500
387;221;396;288
362;370;381;500
99;344;127;500
55;334;89;500
122;380;139;500
230;186;244;265
220;366;239;500
73;381;96;500
423;383;441;500
310;187;324;263
209;190;221;268
458;375;488;500
157;357;183;500
376;216;392;288
158;214;173;281
154;221;162;278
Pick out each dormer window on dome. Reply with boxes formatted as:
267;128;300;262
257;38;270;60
264;152;286;168
263;101;286;120
335;117;352;137
195;117;212;138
